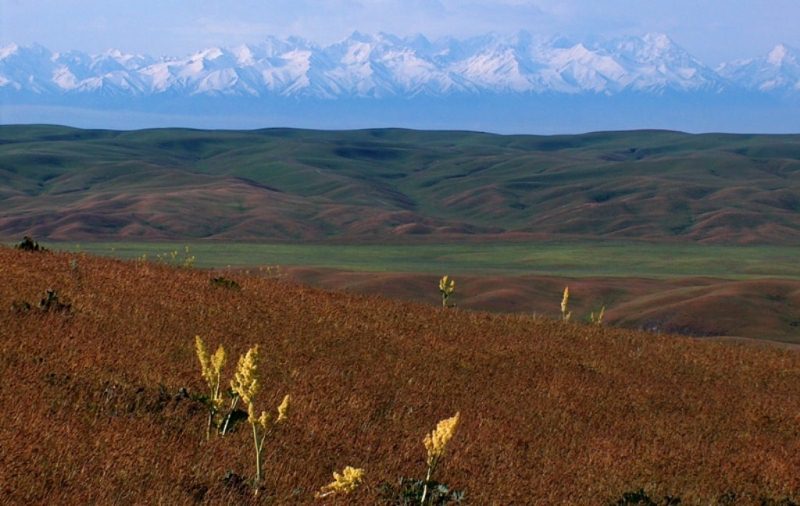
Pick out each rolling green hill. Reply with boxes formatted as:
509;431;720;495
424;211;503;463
2;125;800;243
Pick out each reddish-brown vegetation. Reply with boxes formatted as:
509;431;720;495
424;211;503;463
280;267;800;345
1;247;799;504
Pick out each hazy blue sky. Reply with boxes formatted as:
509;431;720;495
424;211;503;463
2;0;798;64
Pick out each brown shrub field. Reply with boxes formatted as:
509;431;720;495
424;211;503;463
1;246;799;504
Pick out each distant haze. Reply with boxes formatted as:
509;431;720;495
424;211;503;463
2;0;800;65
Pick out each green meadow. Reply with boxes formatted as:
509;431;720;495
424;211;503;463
43;240;800;279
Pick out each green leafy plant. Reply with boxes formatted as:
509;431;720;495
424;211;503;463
379;477;465;505
610;489;681;505
439;276;455;308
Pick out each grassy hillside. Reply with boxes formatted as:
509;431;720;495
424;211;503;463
2;125;800;243
2;247;799;504
34;239;800;344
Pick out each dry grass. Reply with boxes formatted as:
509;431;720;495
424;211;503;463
1;246;799;504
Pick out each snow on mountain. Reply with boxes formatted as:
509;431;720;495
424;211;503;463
0;43;61;93
604;33;724;92
717;43;800;92
0;33;797;99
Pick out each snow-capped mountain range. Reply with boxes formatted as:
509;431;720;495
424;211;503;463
2;32;799;99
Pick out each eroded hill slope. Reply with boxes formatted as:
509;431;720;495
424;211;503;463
2;125;800;243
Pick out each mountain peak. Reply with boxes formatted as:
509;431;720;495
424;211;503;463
0;32;797;99
641;32;673;49
345;31;374;43
767;43;795;65
193;47;224;61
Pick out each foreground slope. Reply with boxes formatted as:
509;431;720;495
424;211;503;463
1;247;798;504
2;125;800;243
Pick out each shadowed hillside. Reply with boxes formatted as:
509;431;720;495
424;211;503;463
2;125;800;243
1;247;799;504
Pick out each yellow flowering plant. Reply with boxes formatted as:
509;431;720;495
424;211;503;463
220;344;260;435
230;345;290;495
560;286;571;322
316;466;365;499
439;275;455;308
421;412;460;505
194;335;227;441
378;412;464;504
589;305;605;325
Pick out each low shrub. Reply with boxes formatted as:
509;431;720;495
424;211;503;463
210;276;241;290
16;235;47;252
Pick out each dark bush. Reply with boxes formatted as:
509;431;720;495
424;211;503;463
611;489;681;505
379;477;465;505
38;289;71;313
16;236;47;252
210;276;241;290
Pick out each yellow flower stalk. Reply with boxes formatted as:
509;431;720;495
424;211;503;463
248;395;290;496
424;412;460;466
195;335;226;440
231;345;260;406
195;335;210;375
439;275;455;308
231;345;291;496
590;305;605;325
421;412;460;504
560;286;571;322
316;466;365;498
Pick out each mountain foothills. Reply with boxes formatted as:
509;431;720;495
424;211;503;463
1;32;799;98
1;125;800;244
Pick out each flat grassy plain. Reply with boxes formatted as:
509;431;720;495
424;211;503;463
44;240;800;279
2;247;799;504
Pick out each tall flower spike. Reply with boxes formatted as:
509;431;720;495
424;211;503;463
561;286;571;322
195;335;211;383
424;412;460;465
231;345;260;405
196;336;226;389
211;345;226;379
